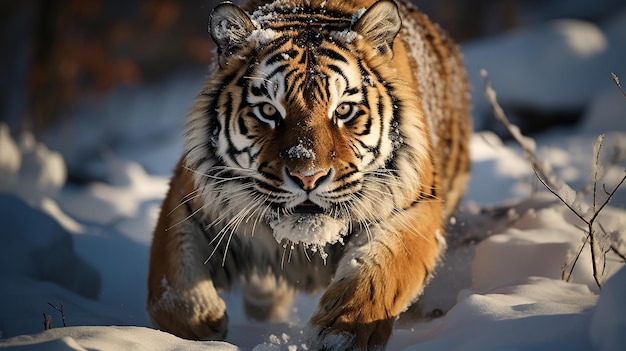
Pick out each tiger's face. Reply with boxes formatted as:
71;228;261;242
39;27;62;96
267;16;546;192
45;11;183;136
186;2;427;250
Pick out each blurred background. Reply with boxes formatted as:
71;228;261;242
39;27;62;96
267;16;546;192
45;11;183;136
1;0;625;182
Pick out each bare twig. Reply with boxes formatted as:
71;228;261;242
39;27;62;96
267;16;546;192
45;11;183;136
564;231;593;283
612;73;626;97
48;302;67;327
481;69;556;189
588;172;626;226
43;313;53;330
612;245;626;262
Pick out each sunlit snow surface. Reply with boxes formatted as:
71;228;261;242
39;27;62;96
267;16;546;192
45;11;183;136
1;8;626;351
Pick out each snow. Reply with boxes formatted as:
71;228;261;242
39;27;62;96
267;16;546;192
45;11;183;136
248;28;279;46
590;266;626;351
269;213;347;261
2;7;626;351
286;142;316;160
465;8;626;131
0;326;237;351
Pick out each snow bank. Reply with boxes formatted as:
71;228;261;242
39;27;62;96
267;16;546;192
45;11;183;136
395;278;596;351
0;123;66;205
39;69;201;181
0;326;236;351
590;266;626;351
0;194;100;299
464;9;626;130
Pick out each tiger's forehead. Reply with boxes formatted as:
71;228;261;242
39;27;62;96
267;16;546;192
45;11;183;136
241;3;368;108
246;39;363;109
247;2;362;47
254;12;352;31
250;2;356;30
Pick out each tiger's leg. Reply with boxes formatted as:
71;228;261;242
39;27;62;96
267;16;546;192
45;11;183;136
242;272;296;322
147;163;229;340
308;200;444;350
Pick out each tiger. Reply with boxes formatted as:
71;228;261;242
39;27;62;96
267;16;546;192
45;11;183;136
146;0;470;349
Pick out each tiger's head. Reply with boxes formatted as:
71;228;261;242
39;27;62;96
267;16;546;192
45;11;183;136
185;0;431;251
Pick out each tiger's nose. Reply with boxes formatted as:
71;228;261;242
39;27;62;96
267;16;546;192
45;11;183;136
287;169;330;191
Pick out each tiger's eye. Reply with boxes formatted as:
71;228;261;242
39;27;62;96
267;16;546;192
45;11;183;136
261;103;277;118
335;103;352;117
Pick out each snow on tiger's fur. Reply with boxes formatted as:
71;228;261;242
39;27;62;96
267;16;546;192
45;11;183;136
147;0;470;349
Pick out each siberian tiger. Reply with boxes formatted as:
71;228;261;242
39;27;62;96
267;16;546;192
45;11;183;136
147;0;470;349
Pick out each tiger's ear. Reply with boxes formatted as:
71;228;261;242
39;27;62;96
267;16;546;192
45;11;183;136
209;3;255;65
352;0;402;58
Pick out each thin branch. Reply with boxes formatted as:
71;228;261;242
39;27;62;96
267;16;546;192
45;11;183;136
589;225;601;287
612;73;626;97
48;302;67;327
42;313;53;330
563;230;591;282
588;172;626;225
591;135;604;216
481;69;556;189
533;167;586;224
612;245;626;262
580;136;625;198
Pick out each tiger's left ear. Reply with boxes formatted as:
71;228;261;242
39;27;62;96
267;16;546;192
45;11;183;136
352;0;402;58
209;3;255;66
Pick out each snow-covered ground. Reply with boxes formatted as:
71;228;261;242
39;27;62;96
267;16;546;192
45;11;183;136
1;8;626;351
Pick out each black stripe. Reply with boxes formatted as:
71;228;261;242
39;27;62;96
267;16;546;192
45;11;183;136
331;180;361;193
266;22;351;33
238;115;248;136
250;84;269;97
345;87;359;96
223;93;245;168
348;140;364;160
285;71;305;101
254;179;287;193
284;66;303;81
317;47;348;63
336;168;358;182
354;113;371;135
298;50;308;64
369;94;386;163
267;63;291;81
327;64;348;83
266;49;298;66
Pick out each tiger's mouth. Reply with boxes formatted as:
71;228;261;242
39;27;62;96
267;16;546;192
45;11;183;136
293;200;325;214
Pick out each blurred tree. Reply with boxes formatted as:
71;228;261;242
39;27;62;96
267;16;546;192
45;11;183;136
19;0;219;131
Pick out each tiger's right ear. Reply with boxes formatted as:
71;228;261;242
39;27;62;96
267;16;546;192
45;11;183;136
209;3;255;66
352;0;402;59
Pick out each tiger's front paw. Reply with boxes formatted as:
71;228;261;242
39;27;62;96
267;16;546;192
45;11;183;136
308;315;393;351
147;282;229;340
307;282;395;351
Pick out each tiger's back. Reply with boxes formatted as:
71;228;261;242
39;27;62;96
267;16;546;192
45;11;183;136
147;0;470;349
398;3;471;216
384;0;471;210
